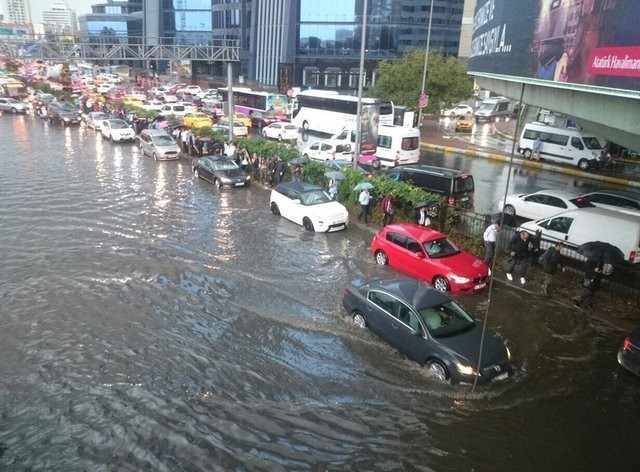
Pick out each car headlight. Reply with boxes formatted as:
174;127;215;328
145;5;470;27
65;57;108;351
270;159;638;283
456;363;477;376
488;267;492;276
450;275;470;284
245;175;251;181
63;117;70;121
220;176;232;183
505;343;512;361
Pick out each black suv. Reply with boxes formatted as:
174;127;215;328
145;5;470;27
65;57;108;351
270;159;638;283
47;102;81;126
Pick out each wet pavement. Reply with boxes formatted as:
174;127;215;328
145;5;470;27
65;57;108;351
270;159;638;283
1;114;639;471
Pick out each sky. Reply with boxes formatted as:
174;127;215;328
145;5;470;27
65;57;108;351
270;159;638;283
30;0;93;23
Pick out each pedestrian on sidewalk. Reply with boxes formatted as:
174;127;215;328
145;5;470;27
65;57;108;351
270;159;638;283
506;230;534;284
357;188;371;224
482;221;501;266
532;137;543;161
381;193;394;226
539;242;565;296
573;260;603;310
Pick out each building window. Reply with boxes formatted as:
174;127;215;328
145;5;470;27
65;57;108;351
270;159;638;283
324;68;341;88
303;67;320;87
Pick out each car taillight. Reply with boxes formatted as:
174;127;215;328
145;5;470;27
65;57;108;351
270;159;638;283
623;336;631;351
448;195;455;206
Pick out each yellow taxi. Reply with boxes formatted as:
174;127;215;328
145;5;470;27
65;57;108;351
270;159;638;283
123;96;144;108
221;113;252;128
183;112;213;129
455;113;475;133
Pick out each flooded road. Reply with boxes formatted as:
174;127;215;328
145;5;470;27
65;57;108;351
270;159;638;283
1;115;638;471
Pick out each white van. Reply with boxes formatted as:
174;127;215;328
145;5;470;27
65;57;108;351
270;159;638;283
474;97;513;121
375;125;421;167
519;207;640;264
518;122;604;170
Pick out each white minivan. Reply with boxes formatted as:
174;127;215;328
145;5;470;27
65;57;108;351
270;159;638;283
375;125;421;167
519;207;640;264
518;122;604;170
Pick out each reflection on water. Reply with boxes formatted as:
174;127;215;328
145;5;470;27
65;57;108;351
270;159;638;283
0;117;639;470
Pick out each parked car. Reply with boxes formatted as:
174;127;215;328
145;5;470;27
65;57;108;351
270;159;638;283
303;141;354;162
195;88;219;99
193;156;251;188
441;104;473;117
618;327;640;377
160;103;189;117
100;119;135;142
269;181;349;232
138;129;180;161
250;111;282;128
0;97;29;114
85;111;109;130
262;122;298;141
47;102;81;126
371;223;491;294
176;85;202;96
140;100;165;112
579;189;640;217
33;93;56;108
183;112;213;129
499;189;594;221
342;276;513;384
455;114;474;132
221;113;252;128
168;83;187;94
211;120;249;137
325;159;371;177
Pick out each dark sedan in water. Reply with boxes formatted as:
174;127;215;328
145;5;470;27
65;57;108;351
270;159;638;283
343;277;513;384
618;327;640;377
193;156;251;188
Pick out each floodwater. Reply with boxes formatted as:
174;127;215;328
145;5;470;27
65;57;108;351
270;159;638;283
1;114;639;471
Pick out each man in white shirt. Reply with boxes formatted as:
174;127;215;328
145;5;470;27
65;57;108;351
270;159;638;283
357;189;371;224
482;221;501;265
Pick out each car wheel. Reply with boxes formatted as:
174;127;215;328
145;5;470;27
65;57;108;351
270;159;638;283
433;276;450;293
278;135;283;142
352;311;367;329
450;112;456;117
110;136;114;143
428;360;450;382
374;250;388;265
522;148;532;159
194;168;199;179
302;120;309;131
302;217;315;232
578;159;590;170
214;178;221;188
372;160;381;170
503;204;516;216
153;153;158;161
270;202;280;215
11;108;18;114
262;131;268;139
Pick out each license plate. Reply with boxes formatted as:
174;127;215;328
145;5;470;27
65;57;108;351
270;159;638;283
474;283;487;290
494;372;509;381
234;182;244;186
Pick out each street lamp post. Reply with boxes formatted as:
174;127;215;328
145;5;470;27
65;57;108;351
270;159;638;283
354;0;368;167
417;0;435;127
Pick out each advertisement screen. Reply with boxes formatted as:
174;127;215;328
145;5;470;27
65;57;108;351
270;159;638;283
468;0;640;93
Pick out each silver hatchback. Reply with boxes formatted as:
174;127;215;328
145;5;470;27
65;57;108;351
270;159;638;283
139;129;180;161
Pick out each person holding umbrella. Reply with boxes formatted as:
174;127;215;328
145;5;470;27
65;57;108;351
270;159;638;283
357;188;371;224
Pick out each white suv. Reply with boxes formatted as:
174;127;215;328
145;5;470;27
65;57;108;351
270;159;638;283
269;182;349;232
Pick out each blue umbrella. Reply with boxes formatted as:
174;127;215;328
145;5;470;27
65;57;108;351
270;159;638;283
353;181;374;191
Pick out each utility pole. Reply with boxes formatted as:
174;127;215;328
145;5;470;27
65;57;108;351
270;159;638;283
354;0;368;168
227;62;234;141
417;0;435;127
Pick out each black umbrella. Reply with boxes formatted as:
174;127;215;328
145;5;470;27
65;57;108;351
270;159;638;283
577;241;625;265
491;212;518;228
413;199;437;210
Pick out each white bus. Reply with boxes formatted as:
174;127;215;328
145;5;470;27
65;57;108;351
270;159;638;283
292;90;394;154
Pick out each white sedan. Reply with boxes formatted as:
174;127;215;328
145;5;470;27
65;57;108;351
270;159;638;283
85;111;109;130
499;189;595;221
140;100;165;111
303;141;354;162
100;119;136;143
176;85;202;96
211;120;249;137
269;182;349;232
441;104;473;117
262;122;298;141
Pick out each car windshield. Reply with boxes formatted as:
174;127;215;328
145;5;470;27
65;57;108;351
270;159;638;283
418;300;475;338
211;160;239;171
92;113;107;120
284;124;297;130
153;135;175;145
109;120;128;129
423;237;460;259
300;189;333;205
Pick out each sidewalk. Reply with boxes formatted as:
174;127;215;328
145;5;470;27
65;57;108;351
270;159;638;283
419;117;640;190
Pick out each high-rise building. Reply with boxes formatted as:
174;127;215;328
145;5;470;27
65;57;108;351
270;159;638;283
42;1;79;34
1;0;31;24
78;0;142;40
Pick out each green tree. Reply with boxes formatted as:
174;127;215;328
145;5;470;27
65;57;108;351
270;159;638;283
367;49;474;114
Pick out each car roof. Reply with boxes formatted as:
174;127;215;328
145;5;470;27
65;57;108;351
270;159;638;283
389;164;466;178
360;277;451;309
582;189;640;200
275;181;322;193
143;129;171;136
380;223;446;241
526;189;581;199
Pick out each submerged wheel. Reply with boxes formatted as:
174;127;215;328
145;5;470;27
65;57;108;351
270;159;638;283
372;160;381;170
270;202;280;215
433;276;449;293
374;250;388;265
302;120;309;131
302;217;315;232
352;311;366;329
428;360;449;382
578;159;590;171
503;204;516;216
214;178;221;188
153;153;158;161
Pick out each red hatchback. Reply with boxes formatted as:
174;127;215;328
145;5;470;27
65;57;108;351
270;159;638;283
370;223;490;294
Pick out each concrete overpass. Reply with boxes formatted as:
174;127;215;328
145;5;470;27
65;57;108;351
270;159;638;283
472;72;640;152
0;36;240;63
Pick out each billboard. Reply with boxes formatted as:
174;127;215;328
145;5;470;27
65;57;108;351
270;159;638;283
467;0;640;93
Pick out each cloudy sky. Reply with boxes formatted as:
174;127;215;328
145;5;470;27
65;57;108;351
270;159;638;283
30;0;92;23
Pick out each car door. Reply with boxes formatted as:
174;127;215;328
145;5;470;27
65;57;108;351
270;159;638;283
365;290;399;342
320;143;333;160
540;195;569;218
390;301;429;362
286;188;305;225
101;121;110;138
538;216;574;244
521;193;552;219
199;159;214;183
307;142;320;159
